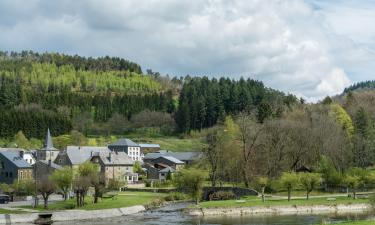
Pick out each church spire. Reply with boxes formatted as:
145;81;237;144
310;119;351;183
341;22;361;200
43;128;56;150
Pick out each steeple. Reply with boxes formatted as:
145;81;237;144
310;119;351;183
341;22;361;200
42;128;57;151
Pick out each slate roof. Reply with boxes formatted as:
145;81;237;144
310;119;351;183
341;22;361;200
108;139;139;147
41;128;57;151
139;143;160;148
159;166;175;173
156;156;184;164
65;146;110;165
37;160;62;169
144;151;201;162
0;151;32;168
95;151;134;165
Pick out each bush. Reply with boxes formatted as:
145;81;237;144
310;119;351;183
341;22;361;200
164;192;189;201
369;193;375;208
145;180;152;187
145;198;165;209
209;191;236;201
64;203;76;209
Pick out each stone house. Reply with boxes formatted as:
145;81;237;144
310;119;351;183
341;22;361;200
54;146;109;169
108;139;141;161
90;151;138;184
0;150;33;184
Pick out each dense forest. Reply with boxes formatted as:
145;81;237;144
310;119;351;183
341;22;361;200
0;51;295;140
344;80;375;93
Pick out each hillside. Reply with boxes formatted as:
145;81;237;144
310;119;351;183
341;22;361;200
343;80;375;93
0;51;298;151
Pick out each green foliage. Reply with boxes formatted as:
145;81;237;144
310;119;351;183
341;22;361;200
279;172;299;201
133;161;145;175
50;167;73;200
12;179;35;196
299;173;321;200
78;162;98;177
330;104;354;137
174;168;207;204
107;179;126;191
318;156;343;187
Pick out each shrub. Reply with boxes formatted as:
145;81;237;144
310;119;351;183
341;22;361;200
145;180;152;187
145;198;165;209
369;193;375;208
64;203;76;209
209;191;236;201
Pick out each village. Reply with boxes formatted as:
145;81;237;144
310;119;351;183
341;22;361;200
0;129;202;204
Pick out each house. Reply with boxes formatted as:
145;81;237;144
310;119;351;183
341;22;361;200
151;156;184;170
34;160;61;180
54;146;109;169
108;139;141;161
90;151;138;184
144;155;184;181
144;151;202;165
139;143;160;155
37;129;60;162
0;150;33;184
158;167;175;181
0;148;36;165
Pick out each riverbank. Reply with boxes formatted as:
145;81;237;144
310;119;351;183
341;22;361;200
0;205;146;224
187;203;372;217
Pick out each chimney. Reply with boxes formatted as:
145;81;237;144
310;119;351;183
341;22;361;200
19;151;24;158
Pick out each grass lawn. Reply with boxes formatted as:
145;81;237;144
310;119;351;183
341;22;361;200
326;220;375;225
20;191;166;211
0;208;28;214
198;196;369;208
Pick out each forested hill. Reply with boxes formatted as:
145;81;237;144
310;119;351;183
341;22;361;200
344;80;375;93
0;51;297;140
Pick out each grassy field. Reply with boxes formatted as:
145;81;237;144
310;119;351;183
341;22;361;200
198;196;369;208
0;208;27;214
326;220;375;225
21;191;166;211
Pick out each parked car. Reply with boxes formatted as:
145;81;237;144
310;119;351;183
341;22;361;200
0;194;10;204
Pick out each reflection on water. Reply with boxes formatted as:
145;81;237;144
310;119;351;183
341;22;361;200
53;203;375;225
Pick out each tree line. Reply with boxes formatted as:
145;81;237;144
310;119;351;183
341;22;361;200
203;91;375;192
176;76;298;133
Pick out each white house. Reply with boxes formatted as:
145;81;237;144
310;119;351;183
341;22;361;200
108;139;141;161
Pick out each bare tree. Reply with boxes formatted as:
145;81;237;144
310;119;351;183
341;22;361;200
37;176;57;209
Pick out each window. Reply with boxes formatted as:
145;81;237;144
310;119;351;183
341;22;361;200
20;171;23;179
1;162;4;169
9;172;12;178
5;172;8;177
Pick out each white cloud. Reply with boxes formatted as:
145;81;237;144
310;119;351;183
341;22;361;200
0;0;374;101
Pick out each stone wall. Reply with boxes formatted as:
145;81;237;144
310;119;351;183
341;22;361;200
203;187;258;200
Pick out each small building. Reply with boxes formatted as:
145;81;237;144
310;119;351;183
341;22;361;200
108;139;141;161
158;167;175;181
0;148;36;165
139;143;160;155
37;129;59;162
34;160;62;180
90;151;138;184
152;156;184;170
0;151;33;184
144;151;202;165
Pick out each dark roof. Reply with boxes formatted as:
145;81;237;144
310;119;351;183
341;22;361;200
95;151;134;165
0;151;32;168
144;151;202;161
155;156;184;164
65;146;110;165
108;139;139;147
41;128;57;151
139;143;160;148
37;160;62;169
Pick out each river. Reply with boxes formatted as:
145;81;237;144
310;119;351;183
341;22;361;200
52;203;375;225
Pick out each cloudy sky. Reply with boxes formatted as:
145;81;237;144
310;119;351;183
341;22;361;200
0;0;374;101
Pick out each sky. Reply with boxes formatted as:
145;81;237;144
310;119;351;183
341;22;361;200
0;0;374;101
